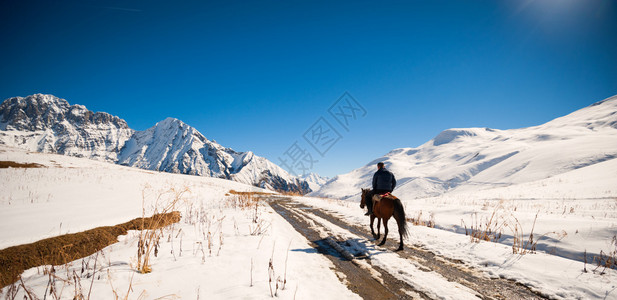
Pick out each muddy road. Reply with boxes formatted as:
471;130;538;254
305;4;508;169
267;196;547;300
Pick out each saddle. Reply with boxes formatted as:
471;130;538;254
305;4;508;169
372;192;395;203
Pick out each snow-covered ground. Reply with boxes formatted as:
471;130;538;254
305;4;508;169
294;194;617;299
297;147;617;298
407;158;617;263
0;146;358;299
2;135;616;299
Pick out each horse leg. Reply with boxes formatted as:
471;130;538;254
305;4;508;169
376;218;381;240
369;215;376;238
379;218;389;246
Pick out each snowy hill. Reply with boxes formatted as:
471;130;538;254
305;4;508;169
0;94;309;193
311;95;617;200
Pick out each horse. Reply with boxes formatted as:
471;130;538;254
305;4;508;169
360;188;409;251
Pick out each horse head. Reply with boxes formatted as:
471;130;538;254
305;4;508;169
360;188;371;208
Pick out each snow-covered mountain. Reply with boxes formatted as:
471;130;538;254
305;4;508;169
0;94;133;162
311;95;617;200
0;94;310;193
301;172;330;192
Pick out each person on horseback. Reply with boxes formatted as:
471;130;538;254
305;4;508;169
366;162;396;216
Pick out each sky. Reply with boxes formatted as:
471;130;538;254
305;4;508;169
1;0;616;178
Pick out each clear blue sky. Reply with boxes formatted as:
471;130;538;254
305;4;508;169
1;0;616;177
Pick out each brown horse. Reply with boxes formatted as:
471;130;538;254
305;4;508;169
360;188;409;251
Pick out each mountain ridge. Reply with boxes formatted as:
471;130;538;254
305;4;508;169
0;94;311;193
311;95;617;200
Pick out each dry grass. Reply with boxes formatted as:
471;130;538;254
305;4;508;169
461;206;568;255
0;161;44;169
0;211;181;288
592;235;617;274
462;206;507;243
407;210;435;228
228;190;273;197
506;213;566;255
278;191;304;197
507;214;537;254
226;190;262;209
225;190;271;236
136;187;186;273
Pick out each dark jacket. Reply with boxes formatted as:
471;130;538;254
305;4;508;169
372;168;396;192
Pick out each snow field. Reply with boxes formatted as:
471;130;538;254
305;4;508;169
4;196;359;299
0;147;359;299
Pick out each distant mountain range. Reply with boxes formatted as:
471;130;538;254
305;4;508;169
301;172;330;192
0;94;313;193
311;95;617;200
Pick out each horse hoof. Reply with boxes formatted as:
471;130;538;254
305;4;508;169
395;247;404;252
378;241;385;246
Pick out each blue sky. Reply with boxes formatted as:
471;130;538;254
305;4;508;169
1;0;616;177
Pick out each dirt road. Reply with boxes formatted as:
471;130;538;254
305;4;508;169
267;196;547;300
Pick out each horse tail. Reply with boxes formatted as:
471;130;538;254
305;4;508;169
393;198;409;238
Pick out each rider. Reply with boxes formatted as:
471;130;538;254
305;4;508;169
366;162;396;216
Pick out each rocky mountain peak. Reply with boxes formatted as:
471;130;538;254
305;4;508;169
0;94;129;131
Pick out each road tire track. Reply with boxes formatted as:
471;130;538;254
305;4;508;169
267;196;548;300
269;197;428;299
